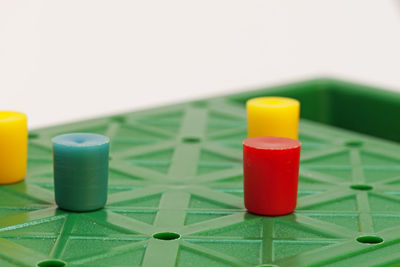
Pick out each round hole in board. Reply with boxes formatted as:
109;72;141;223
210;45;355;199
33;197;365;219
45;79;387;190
350;184;373;191
111;116;126;123
182;137;201;143
356;235;383;244
29;132;39;139
37;259;66;267
153;232;181;240
345;140;363;148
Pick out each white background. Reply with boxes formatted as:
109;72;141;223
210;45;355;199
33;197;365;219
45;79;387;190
1;0;400;129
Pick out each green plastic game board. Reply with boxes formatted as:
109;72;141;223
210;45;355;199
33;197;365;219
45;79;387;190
1;78;400;267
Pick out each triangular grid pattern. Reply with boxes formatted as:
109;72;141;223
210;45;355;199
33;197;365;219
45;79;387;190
0;96;400;266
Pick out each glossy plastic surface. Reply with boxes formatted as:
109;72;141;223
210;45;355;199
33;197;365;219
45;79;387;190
0;78;400;266
246;97;300;139
0;111;27;184
243;137;301;215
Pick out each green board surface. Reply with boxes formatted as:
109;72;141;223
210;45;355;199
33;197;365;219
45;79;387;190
1;78;400;267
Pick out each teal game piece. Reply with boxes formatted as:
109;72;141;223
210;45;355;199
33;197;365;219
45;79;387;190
0;78;400;266
52;133;110;212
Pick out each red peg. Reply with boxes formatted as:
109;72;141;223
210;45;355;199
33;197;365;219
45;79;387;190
243;136;301;216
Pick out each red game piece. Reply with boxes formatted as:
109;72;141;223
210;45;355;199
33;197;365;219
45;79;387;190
243;136;301;216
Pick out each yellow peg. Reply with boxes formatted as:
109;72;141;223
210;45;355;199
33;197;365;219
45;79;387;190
246;97;300;139
0;111;28;184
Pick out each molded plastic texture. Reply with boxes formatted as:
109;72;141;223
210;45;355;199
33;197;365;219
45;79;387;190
52;133;110;212
243;137;301;215
0;78;400;266
246;97;300;139
0;111;27;184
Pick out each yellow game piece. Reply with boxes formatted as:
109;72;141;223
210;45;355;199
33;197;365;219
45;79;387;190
0;111;28;184
246;97;300;139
